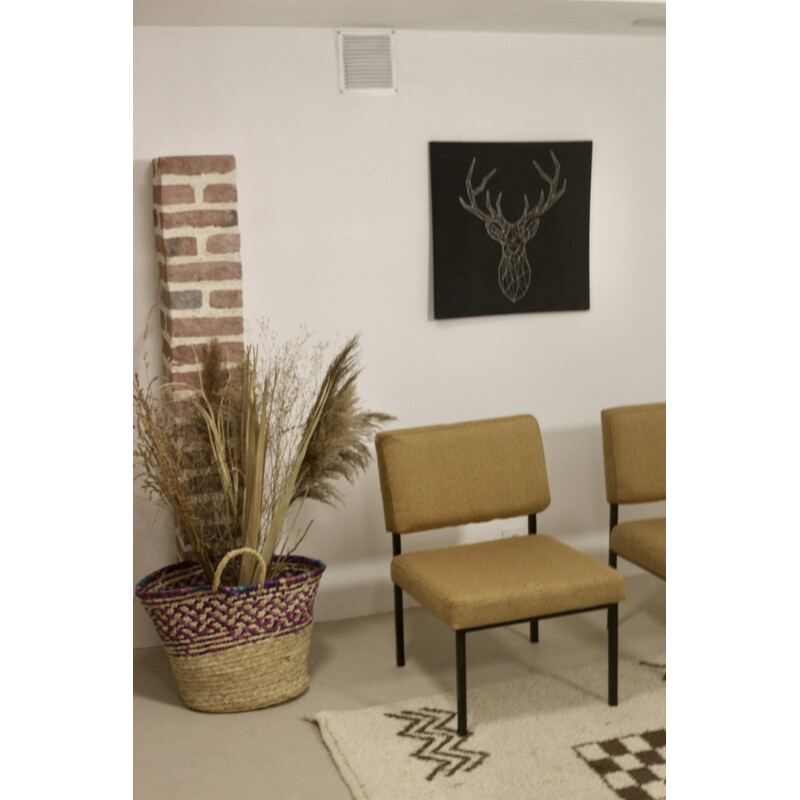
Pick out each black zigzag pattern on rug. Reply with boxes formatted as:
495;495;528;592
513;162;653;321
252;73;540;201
385;707;490;781
639;660;666;681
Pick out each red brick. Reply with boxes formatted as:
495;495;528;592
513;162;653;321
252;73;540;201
155;155;236;176
221;340;245;361
170;340;244;366
165;398;194;419
161;209;238;230
206;234;240;254
162;288;203;310
203;183;238;203
154;184;196;205
162;260;242;283
167;369;203;391
210;290;243;309
156;236;198;257
170;316;244;338
169;342;209;366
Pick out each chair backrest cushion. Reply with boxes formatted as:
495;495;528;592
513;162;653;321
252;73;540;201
375;415;551;534
601;403;666;504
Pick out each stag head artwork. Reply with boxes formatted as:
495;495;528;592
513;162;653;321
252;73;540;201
459;151;566;303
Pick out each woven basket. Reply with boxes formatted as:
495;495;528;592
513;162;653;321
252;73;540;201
135;547;326;712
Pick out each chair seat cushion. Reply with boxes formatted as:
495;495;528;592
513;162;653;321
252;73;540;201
391;534;626;631
611;517;666;579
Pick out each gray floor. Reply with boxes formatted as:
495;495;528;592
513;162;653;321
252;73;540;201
133;572;665;799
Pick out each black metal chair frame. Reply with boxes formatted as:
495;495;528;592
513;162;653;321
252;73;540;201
392;513;620;737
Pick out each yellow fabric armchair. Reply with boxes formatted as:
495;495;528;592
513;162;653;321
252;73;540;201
375;414;626;736
600;403;666;579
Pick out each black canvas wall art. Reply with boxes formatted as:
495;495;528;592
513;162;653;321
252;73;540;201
430;141;592;319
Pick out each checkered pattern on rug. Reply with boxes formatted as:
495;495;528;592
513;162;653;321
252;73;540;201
573;728;665;800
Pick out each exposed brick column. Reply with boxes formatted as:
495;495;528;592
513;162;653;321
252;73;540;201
152;155;245;393
151;155;246;558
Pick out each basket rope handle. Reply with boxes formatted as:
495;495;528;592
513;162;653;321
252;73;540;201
212;547;268;590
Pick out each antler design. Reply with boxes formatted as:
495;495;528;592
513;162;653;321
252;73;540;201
459;151;566;303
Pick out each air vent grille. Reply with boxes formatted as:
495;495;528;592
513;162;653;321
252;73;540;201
338;30;396;94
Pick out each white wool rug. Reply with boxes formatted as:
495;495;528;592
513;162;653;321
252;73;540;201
312;657;665;800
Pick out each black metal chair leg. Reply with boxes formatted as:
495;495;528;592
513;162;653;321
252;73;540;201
608;603;618;706
606;552;617;631
456;630;467;736
394;584;405;667
530;619;539;642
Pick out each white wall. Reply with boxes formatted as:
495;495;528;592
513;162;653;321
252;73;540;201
133;26;665;647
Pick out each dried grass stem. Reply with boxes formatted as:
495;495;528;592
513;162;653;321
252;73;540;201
134;329;393;586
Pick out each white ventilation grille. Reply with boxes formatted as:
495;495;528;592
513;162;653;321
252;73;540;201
337;30;396;95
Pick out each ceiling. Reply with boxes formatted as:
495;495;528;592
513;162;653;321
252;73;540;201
133;0;666;37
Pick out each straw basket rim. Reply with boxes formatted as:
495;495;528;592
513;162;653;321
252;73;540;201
135;553;326;600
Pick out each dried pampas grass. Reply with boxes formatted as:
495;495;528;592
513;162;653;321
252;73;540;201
293;336;394;508
134;328;393;586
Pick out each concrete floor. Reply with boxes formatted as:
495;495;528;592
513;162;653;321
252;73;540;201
133;571;665;799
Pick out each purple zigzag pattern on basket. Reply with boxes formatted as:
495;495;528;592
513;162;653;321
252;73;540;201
136;556;325;657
